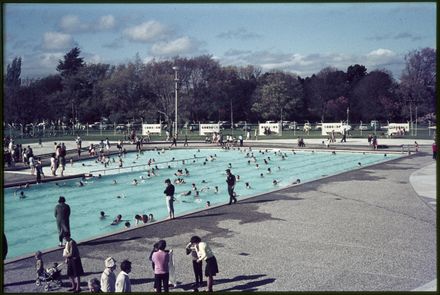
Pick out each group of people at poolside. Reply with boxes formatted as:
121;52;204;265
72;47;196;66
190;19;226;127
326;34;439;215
36;233;219;292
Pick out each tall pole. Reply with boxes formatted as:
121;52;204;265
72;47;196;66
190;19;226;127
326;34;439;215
173;66;179;138
346;107;349;125
230;99;233;135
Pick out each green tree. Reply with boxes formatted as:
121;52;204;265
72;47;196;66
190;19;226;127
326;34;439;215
56;47;84;77
399;47;436;122
4;57;22;123
305;67;348;122
351;70;398;122
251;71;303;121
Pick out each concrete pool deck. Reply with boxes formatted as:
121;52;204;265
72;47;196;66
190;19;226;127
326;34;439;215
2;139;437;291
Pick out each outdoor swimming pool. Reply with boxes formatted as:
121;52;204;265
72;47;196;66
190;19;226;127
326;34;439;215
4;147;400;259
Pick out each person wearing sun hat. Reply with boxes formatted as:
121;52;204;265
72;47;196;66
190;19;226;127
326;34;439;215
101;257;117;292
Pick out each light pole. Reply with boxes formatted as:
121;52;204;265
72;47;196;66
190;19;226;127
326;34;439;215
172;66;179;139
346;107;349;125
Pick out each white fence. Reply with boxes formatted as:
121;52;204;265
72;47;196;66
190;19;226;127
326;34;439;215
142;124;162;135
321;122;351;135
199;124;220;136
386;123;410;136
259;123;282;136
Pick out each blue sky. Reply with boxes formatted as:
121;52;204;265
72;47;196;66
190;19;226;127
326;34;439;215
4;3;436;80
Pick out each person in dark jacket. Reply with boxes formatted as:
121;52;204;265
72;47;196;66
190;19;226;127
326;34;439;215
54;196;70;247
164;179;175;219
225;169;237;205
3;233;7;260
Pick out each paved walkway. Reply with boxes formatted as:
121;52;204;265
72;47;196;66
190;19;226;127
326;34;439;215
2;140;437;292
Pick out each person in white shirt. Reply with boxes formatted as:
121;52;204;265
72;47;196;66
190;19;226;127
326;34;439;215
115;260;131;292
101;257;117;292
190;236;219;292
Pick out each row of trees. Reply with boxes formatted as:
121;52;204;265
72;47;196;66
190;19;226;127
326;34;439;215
4;47;436;128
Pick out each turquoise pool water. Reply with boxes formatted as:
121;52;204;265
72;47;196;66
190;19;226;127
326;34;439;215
4;148;399;259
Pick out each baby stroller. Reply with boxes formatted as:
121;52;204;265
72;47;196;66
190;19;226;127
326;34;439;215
36;262;64;291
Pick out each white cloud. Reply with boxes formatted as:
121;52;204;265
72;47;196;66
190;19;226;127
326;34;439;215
220;48;404;78
123;21;167;42
43;32;75;50
367;48;396;59
39;52;64;69
85;53;102;64
60;14;116;33
217;27;262;40
98;15;116;30
150;36;194;56
60;15;89;32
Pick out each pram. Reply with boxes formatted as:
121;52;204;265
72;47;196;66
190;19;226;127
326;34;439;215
35;262;64;291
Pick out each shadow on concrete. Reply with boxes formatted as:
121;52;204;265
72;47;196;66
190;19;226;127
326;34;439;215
131;278;155;285
82;236;143;246
216;274;276;291
245;196;303;204
3;279;35;287
175;274;273;292
180;213;226;220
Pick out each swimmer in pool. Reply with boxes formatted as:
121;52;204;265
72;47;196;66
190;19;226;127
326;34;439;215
18;191;26;199
180;191;192;196
206;201;211;208
134;214;142;225
132;179;138;185
267;168;272;174
260;173;264;178
192;183;197;191
245;182;251;189
100;211;108;219
111;214;122;225
214;186;219;193
273;180;279;185
292;179;301;185
112;180;117;184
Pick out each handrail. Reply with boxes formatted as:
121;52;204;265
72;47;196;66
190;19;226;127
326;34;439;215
89;156;208;175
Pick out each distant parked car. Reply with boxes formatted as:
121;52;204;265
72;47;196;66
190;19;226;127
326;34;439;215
116;124;126;131
219;121;231;129
189;124;199;131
